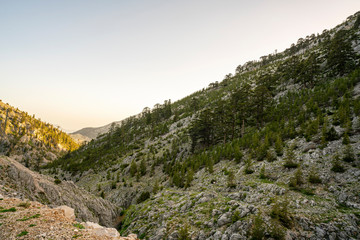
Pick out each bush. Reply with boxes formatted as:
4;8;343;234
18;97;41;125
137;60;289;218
283;146;298;168
343;144;355;162
266;150;277;162
268;220;285;240
289;168;303;189
308;171;322;184
178;224;191;240
331;155;346;173
249;212;265;240
232;210;241;223
325;127;339;141
54;178;61;184
270;198;291;228
73;223;85;229
283;161;298;169
137;191;150;204
259;164;267;179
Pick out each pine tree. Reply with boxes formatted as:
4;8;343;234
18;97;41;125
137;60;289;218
327;30;356;76
130;160;138;177
140;158;146;176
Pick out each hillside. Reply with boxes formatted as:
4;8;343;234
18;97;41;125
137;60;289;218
45;12;360;239
0;100;79;169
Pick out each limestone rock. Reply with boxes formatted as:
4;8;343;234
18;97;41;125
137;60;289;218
56;205;75;220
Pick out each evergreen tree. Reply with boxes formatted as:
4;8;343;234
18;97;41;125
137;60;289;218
130;160;138;177
140;158;147;176
327;30;356;76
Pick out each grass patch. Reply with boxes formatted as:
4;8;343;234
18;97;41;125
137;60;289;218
259;178;274;184
73;223;85;229
29;224;36;227
0;207;16;212
17;231;28;237
300;188;315;196
16;213;40;221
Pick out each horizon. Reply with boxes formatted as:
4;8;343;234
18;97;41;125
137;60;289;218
1;1;360;132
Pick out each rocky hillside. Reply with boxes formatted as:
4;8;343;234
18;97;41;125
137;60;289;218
45;12;360;239
0;156;119;227
0;196;138;240
0;100;79;169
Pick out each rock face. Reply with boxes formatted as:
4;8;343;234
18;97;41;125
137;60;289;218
0;156;119;227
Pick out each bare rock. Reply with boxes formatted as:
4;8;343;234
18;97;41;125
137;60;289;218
56;205;75;220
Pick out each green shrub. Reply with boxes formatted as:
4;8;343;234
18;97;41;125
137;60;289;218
325;127;339;141
0;207;16;212
343;144;355;162
137;191;150;204
283;161;298;169
259;164;267;179
178;224;191;240
268;220;285;240
266;150;277;162
17;231;28;237
270;198;291;228
249;212;265;240
54;178;61;184
16;214;40;221
308;171;322;184
73;223;85;229
232;210;241;223
331;155;345;173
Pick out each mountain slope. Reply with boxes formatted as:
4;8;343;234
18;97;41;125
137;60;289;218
0;100;79;169
46;11;360;239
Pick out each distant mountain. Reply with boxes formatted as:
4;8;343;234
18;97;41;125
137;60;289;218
71;121;122;140
47;12;360;239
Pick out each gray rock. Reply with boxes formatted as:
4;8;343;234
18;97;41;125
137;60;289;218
218;212;232;226
168;230;179;240
221;234;229;240
229;233;242;240
316;227;326;238
197;230;207;240
212;209;222;217
153;227;166;240
198;196;210;204
213;231;223;240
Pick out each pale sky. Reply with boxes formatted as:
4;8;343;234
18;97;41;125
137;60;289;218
1;1;360;132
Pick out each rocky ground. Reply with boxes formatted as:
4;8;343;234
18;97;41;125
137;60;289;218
0;196;138;240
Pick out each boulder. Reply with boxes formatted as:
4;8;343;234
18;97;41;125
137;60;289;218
56;205;75;220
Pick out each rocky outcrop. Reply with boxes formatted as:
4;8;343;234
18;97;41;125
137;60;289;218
0;156;119;227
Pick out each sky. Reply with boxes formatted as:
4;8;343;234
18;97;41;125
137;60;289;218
1;0;360;132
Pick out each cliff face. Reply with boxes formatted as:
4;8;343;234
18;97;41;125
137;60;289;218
0;156;119;227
